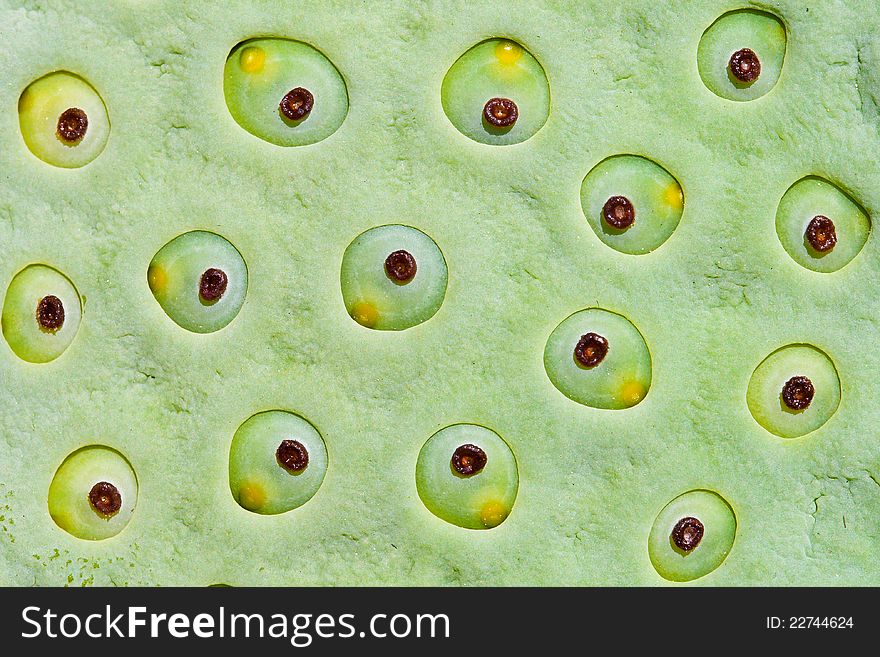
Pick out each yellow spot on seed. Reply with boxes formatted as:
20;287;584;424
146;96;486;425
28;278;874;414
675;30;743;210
239;47;266;73
351;301;379;328
480;500;509;528
147;264;167;293
238;482;266;511
664;183;683;210
620;380;647;407
495;41;523;65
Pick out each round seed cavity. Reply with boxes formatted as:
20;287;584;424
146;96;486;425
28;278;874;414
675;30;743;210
384;249;417;283
776;177;869;272
36;295;65;332
19;71;110;168
602;196;636;230
341;225;447;331
574;332;609;368
483;97;518;127
224;38;348;147
747;344;840;438
48;445;138;541
280;87;314;121
148;231;247;333
697;10;786;102
199;268;228;302
545;308;651;409
276;439;309;473
805;215;837;253
728;48;761;83
229;411;328;515
671;516;704;553
781;375;814;411
441;38;549;145
451;444;487;476
56;107;88;143
416;424;518;530
649;490;736;582
3;264;82;363
88;481;122;518
581;155;683;255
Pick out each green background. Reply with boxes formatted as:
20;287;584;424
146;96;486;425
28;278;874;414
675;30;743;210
0;0;878;585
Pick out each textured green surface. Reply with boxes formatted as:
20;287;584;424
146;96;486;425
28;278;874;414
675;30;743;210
1;0;880;586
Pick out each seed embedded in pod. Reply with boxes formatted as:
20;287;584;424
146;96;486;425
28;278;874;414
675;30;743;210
276;439;309;473
574;332;609;368
56;107;89;143
384;250;417;283
450;444;487;476
483;97;519;127
805;215;837;253
280;87;314;121
602;196;636;230
36;295;65;332
728;48;761;83
671;516;704;553
88;481;122;518
781;375;814;410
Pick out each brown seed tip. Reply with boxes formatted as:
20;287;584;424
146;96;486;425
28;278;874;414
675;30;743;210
36;295;65;332
88;481;122;518
451;444;487;476
199;268;228;302
574;332;609;368
56;107;89;143
805;215;837;253
671;516;704;553
276;439;309;473
781;375;814;410
602;196;636;230
384;250;417;283
483;97;519;128
280;87;314;121
728;48;761;83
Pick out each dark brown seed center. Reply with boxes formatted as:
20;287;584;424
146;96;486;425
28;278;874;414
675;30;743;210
276;439;309;473
199;268;228;302
280;87;314;121
781;375;814;410
88;481;122;517
451;444;488;476
483;97;519;127
574;332;609;368
36;295;65;332
602;196;635;230
384;250;417;283
728;48;761;83
805;215;837;253
671;516;704;552
56;107;89;143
